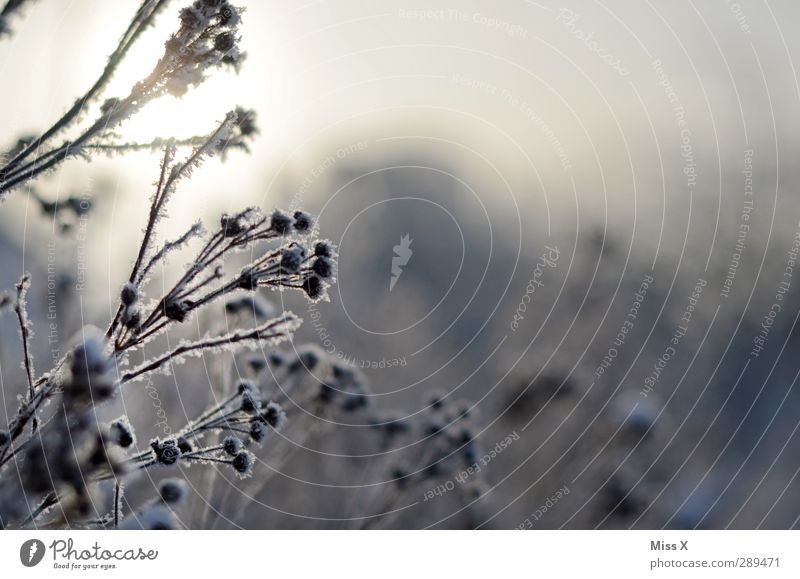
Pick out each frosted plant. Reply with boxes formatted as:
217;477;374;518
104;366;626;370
0;111;339;527
0;0;490;530
0;0;248;200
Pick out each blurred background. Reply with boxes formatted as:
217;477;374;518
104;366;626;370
2;0;800;528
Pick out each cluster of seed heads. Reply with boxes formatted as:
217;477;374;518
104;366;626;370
0;0;490;530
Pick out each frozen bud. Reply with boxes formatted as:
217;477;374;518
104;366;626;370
214;31;236;53
270;210;293;235
233;106;258;137
232;451;253;477
69;336;115;401
292;211;313;233
246;354;267;373
163;299;191;322
301;275;324;300
177;437;193;454
123;305;141;330
428;391;446;411
240;390;261;414
249;421;267;443
179;6;205;31
332;363;355;381
288;344;325;373
237;379;255;394
110;418;135;448
225;294;275;320
120;282;138;306
223;436;243;456
342;390;369;412
218;3;240;26
151;439;181;465
311;256;335;279
280;245;306;274
392;466;410;489
260;401;287;430
456;426;475;444
314;241;333;258
220;213;247;237
159;478;188;506
318;383;335;404
425;419;445;437
268;350;287;368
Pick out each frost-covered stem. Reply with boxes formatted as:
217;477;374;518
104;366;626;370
113;481;122;529
21;491;59;528
120;315;298;383
0;373;55;465
107;145;174;339
0;115;115;197
13;274;36;432
0;0;170;177
88;135;245;152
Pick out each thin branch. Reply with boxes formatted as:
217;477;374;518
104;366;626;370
120;314;300;384
13;273;36;432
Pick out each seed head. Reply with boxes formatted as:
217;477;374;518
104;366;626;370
232;451;253;476
163;299;191;322
311;256;335;279
109;418;135;448
260;401;287;430
159;478;188;505
237;379;255;394
249;421;267;443
223;436;243;456
292;211;313;233
151;439;181;466
214;31;236;53
270;210;293;235
301;275;324;300
288;344;325;373
177;437;193;454
280;245;306;274
314;241;333;258
240;390;261;414
120;282;138;306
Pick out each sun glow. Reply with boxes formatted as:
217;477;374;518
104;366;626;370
94;3;270;147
